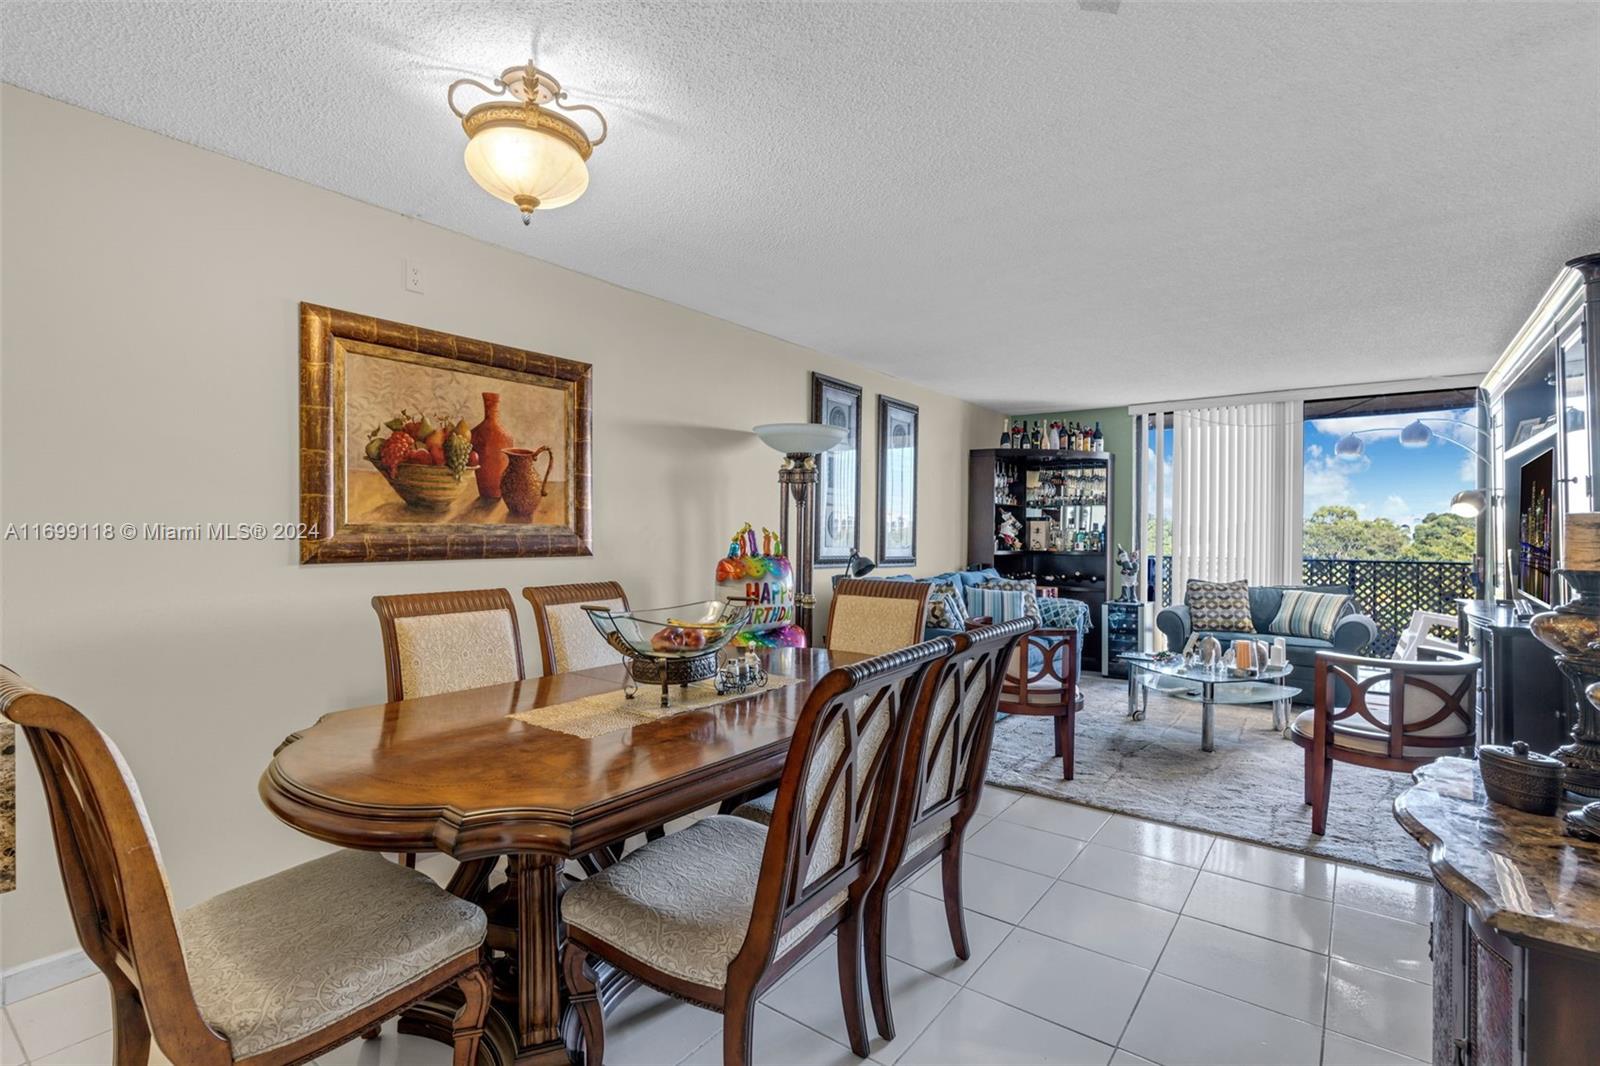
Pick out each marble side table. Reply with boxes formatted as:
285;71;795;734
1395;757;1600;1065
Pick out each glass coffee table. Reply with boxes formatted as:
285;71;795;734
1122;652;1299;752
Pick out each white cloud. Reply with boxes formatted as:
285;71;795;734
1379;494;1415;526
1304;450;1365;511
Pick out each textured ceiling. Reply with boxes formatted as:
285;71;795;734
3;2;1597;412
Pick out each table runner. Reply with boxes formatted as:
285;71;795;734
508;675;801;739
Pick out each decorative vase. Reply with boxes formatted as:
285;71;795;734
1529;568;1600;798
471;392;514;499
500;446;553;517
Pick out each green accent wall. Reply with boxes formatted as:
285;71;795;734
1005;407;1136;596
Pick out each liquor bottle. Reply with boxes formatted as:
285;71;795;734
1033;421;1043;448
1093;421;1104;452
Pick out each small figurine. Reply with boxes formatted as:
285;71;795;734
1116;544;1140;603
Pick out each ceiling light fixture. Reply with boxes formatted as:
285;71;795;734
448;61;607;225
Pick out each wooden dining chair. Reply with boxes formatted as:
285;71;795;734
371;588;525;702
997;626;1083;780
560;637;955;1066
1291;648;1479;835
825;578;933;656
372;588;526;870
726;580;938;828
863;618;1034;1040
0;666;492;1066
523;581;630;675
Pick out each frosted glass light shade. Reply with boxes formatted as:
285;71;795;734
753;423;847;455
1450;489;1487;517
1399;419;1433;447
1334;433;1365;459
463;123;590;213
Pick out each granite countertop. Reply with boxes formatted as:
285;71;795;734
1394;757;1600;955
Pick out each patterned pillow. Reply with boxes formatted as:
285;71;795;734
1268;588;1352;641
964;586;1036;624
974;579;1043;623
1039;597;1091;632
925;579;969;630
1185;579;1255;633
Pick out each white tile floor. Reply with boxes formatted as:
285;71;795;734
0;789;1433;1066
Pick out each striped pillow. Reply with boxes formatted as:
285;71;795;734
964;586;1040;624
1268;589;1352;641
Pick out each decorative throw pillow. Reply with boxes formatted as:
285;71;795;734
1039;596;1090;632
974;578;1043;623
1185;578;1255;633
1268;588;1353;642
925;579;969;630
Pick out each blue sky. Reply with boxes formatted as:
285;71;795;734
1304;409;1477;528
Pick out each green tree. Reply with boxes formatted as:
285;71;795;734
1404;511;1476;562
1303;505;1409;560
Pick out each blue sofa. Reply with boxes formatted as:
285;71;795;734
1156;584;1377;703
833;567;1089;678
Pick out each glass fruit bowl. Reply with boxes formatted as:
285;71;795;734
583;599;754;705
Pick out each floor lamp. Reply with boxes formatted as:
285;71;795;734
753;422;846;642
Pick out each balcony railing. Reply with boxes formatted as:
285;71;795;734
1150;555;1475;658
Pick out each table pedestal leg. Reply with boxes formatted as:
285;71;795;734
1201;683;1216;752
1127;670;1146;721
510;854;570;1064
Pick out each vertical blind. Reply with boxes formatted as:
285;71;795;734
1170;401;1304;597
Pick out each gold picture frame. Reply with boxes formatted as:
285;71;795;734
299;303;593;563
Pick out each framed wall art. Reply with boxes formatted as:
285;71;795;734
298;303;592;563
876;395;919;565
811;372;862;566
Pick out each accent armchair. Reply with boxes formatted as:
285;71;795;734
1290;648;1478;835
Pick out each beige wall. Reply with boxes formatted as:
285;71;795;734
0;86;1000;968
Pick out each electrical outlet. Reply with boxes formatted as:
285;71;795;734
404;259;424;294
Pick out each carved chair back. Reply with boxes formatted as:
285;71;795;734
522;581;630;675
0;667;232;1061
1314;648;1479;762
371;588;525;702
999;626;1079;712
825;578;933;657
883;619;1034;880
729;637;953;985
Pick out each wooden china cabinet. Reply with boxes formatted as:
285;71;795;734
968;448;1114;671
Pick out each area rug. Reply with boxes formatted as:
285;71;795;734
985;675;1429;878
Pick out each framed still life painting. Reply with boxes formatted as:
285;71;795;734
811;372;862;566
877;395;919;565
298;303;592;563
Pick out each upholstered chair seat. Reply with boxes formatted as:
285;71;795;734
1289;701;1471;759
179;850;487;1059
562;816;840;989
728;791;775;825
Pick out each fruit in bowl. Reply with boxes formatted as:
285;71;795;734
365;409;479;510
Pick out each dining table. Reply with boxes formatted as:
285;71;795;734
260;646;843;1066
